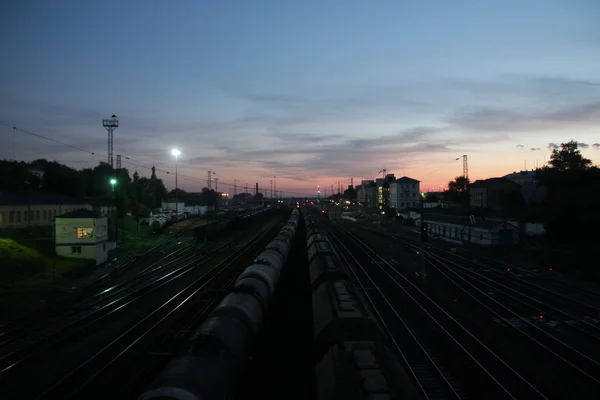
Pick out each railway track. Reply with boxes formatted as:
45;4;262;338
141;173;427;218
479;256;600;305
0;222;194;338
419;251;600;399
35;223;280;400
343;222;600;399
424;247;600;323
0;241;231;371
329;221;546;400
0;216;280;400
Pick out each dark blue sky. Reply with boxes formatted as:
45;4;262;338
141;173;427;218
1;0;599;194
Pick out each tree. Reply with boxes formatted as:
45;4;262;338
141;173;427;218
447;176;470;193
0;160;41;192
42;161;86;198
444;176;470;203
343;186;357;200
548;140;592;172
424;193;440;203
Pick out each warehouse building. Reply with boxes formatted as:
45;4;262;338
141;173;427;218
424;214;519;246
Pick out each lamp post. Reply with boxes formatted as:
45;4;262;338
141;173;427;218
171;149;181;218
110;178;117;244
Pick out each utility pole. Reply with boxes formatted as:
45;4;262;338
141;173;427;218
273;176;277;199
270;179;273;199
214;177;219;217
171;149;180;217
233;179;238;196
116;154;122;169
102;115;119;169
420;194;427;281
207;170;213;190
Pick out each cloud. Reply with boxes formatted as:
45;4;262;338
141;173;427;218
3;73;600;190
577;142;589;148
548;143;560;150
593;143;600;149
448;99;600;134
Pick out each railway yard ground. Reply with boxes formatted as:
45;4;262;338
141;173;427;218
0;217;211;321
0;210;288;399
1;205;599;399
327;209;600;399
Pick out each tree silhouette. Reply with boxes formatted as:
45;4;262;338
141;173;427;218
548;140;592;172
447;176;470;192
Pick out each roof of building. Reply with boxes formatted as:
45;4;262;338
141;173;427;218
503;170;537;178
470;177;521;188
423;213;518;230
395;176;420;183
0;192;85;206
56;209;104;219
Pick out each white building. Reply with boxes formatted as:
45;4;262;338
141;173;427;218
55;209;109;265
503;170;547;204
424;214;519;246
161;200;186;213
0;192;91;229
389;177;421;210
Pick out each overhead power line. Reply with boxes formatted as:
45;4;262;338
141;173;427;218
0;120;103;157
0;120;315;197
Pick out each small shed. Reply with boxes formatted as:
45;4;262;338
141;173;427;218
54;209;109;265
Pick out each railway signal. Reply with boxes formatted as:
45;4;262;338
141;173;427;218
420;223;428;242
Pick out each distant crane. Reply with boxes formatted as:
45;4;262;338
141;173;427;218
378;168;387;179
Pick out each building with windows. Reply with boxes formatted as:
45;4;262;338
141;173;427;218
424;214;519;246
161;200;186;213
54;209;109;265
0;192;91;229
502;170;547;204
469;178;522;210
389;177;421;210
358;180;377;210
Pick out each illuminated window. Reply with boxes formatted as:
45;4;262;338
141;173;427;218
77;227;94;238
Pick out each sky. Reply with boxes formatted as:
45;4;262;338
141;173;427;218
1;0;600;196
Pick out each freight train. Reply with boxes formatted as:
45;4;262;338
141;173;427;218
305;212;419;400
138;209;301;400
149;213;186;233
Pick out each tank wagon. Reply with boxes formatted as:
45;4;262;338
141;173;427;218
193;207;269;241
138;209;301;400
305;214;418;400
150;215;172;232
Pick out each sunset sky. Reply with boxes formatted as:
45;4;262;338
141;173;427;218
1;0;600;196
